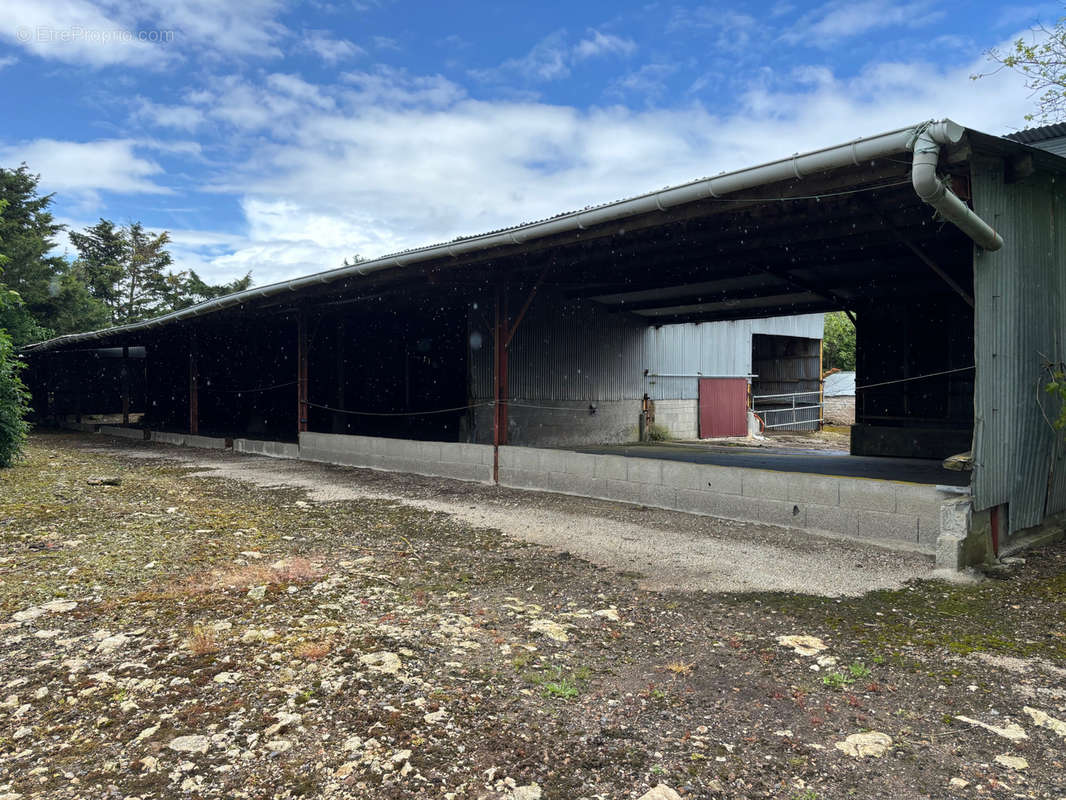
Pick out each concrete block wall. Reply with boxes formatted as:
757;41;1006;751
470;400;641;448
234;439;299;459
150;431;228;449
76;422;970;560
300;431;494;483
499;445;951;554
58;420;99;433
823;396;855;426
97;425;147;441
651;399;698;440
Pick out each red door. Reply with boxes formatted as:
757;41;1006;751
698;378;748;438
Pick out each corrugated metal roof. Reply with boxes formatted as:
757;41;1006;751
1004;124;1066;144
1002;124;1066;158
823;371;855;396
22;120;1066;355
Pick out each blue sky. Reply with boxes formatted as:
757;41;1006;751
0;0;1059;286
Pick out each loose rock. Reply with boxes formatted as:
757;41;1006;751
834;732;893;758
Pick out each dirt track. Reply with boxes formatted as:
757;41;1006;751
94;433;933;597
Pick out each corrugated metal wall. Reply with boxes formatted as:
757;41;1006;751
469;291;646;402
643;314;825;400
972;156;1066;535
469;292;824;419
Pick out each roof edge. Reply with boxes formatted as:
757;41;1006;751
22;119;949;353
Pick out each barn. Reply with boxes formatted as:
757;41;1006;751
20;118;1066;568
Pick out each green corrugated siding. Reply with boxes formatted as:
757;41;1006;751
972;158;1066;534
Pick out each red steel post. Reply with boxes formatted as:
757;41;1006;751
298;310;309;434
188;331;199;435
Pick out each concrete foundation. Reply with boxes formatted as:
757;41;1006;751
150;431;229;449
936;497;994;570
57;423;1026;567
300;431;494;483
470;400;641;448
97;426;148;441
651;399;698;440
499;445;951;554
234;439;299;459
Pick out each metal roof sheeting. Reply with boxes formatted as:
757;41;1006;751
23;118;1024;355
823;371;856;396
1004;124;1066;157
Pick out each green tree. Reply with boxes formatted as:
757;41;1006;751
165;269;253;311
67;218;127;310
823;311;856;372
0;198;32;466
70;219;253;324
978;5;1066;123
0;165;109;345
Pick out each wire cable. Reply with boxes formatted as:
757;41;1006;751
305;400;492;417
854;365;974;391
204;380;299;394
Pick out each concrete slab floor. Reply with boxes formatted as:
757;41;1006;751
574;442;971;486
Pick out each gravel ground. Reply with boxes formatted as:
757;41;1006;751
90;434;931;598
1;431;1064;800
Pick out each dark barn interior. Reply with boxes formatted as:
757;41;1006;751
25;137;984;464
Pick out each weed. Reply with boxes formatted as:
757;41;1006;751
660;660;695;676
823;661;873;690
186;623;219;656
646;423;670;441
822;672;850;690
512;653;531;670
541;677;579;700
849;662;871;680
528;665;589;701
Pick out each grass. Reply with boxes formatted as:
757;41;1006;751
822;662;872;690
526;665;591;701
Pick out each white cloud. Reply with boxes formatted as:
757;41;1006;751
0;56;18;69
372;35;400;51
19;25;1041;289
573;30;637;60
135;98;206;130
782;0;945;45
267;73;336;110
188;44;1042;287
301;30;365;64
339;67;465;108
0;139;170;200
473;28;636;84
0;0;286;68
609;63;678;98
0;0;167;67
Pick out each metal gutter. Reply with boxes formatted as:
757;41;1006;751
22;118;1000;353
912;121;1003;251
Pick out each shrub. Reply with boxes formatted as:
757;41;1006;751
0;329;30;468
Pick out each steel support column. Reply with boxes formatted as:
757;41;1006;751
297;310;309;434
121;346;130;426
188;331;199;435
492;285;509;482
